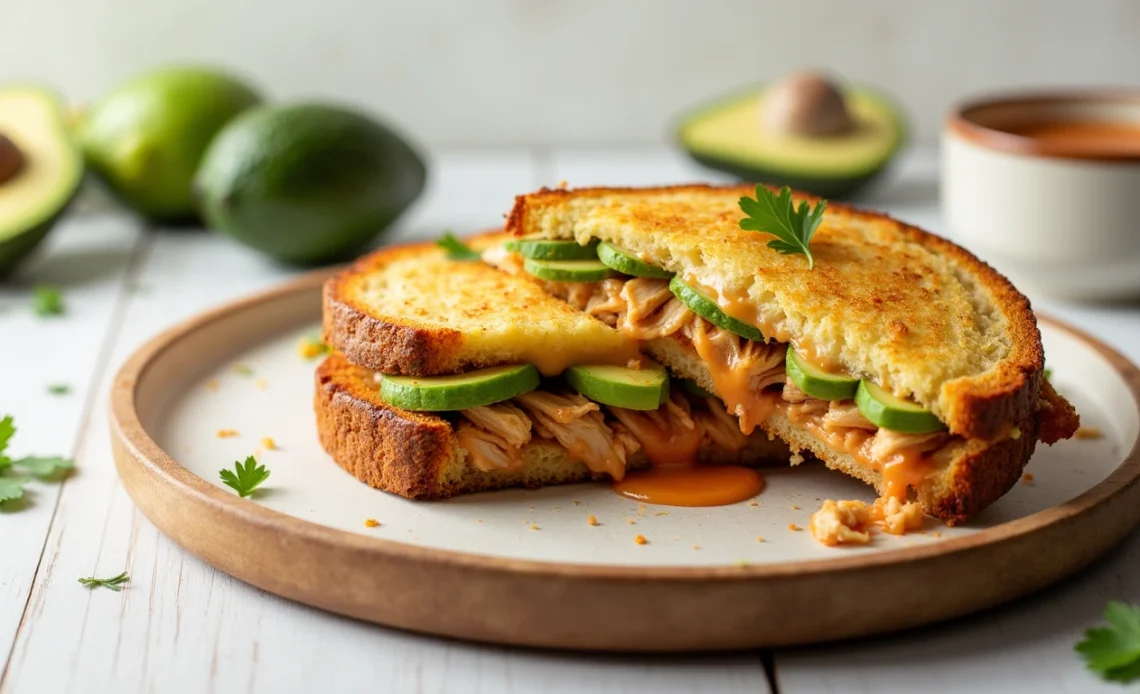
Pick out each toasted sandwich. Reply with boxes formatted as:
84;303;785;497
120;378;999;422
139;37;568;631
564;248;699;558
317;232;788;500
493;184;1080;524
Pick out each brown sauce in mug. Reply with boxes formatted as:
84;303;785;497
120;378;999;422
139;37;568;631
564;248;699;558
999;119;1140;157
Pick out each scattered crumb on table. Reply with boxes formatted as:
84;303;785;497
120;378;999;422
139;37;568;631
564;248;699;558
205;380;220;392
692;544;701;550
748;500;759;507
788;523;802;531
791;504;800;510
260;437;278;450
476;518;483;524
1021;472;1035;485
363;519;380;528
255;378;269;390
573;500;581;506
1075;426;1104;440
625;518;637;525
654;511;670;517
634;534;647;545
586;514;598;526
756;536;765;543
529;524;539;531
216;429;239;438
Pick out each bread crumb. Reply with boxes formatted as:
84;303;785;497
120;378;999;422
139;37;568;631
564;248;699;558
260;437;278;451
654;511;670;517
586;514;598;526
756;536;765;543
205;380;220;392
557;179;569;189
809;500;871;546
529;505;535;511
791;504;800;510
625;518;637;525
1021;472;1035;485
476;518;483;523
637;503;647;516
692;544;701;550
868;497;925;535
789;452;805;466
363;518;380;528
255;378;269;390
788;523;802;531
634;534;647;545
216;429;239;438
748;500;759;507
1075;427;1104;439
573;500;581;506
529;524;539;531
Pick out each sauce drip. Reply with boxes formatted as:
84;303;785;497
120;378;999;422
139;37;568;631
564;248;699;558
686;318;776;434
611;398;764;507
614;465;765;507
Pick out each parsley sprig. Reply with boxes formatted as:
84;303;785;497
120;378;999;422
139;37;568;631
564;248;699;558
1077;602;1140;682
738;185;827;269
33;285;64;317
78;571;130;592
219;456;270;498
436;231;481;261
0;415;75;506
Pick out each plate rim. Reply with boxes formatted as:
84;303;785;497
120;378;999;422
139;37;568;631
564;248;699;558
110;269;1140;579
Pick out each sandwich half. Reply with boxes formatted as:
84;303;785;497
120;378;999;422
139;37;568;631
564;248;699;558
317;232;788;500
497;184;1080;523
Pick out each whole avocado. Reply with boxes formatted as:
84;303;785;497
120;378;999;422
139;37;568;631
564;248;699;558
80;66;262;222
194;103;427;265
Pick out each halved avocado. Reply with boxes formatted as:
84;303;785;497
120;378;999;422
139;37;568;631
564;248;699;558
676;81;906;199
0;87;84;278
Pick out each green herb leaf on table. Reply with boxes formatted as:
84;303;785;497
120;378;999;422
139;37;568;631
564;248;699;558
436;231;482;261
78;571;130;592
219;456;270;498
738;185;827;269
1076;601;1140;682
0;477;29;503
13;456;75;478
47;383;71;395
0;415;15;469
33;285;65;317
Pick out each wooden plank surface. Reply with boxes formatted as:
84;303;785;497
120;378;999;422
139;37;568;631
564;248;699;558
0;207;143;677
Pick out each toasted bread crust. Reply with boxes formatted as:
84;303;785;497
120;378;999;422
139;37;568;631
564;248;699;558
506;183;1066;441
323;243;466;376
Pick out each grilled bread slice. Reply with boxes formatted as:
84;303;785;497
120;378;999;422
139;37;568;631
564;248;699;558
507;184;1058;441
315;351;790;499
323;232;638;377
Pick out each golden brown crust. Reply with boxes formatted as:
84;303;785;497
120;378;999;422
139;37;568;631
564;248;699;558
322;242;466;376
315;351;456;498
506;183;1066;442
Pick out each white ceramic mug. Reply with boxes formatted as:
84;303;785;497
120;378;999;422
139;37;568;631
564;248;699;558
941;91;1140;301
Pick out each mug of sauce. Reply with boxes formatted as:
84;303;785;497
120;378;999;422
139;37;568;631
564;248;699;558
942;91;1140;300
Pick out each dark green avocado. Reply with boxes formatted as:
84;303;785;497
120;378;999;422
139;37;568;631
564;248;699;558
676;77;907;199
0;86;84;279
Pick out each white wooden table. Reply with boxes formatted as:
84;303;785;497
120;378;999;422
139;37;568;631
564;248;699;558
1;147;1138;694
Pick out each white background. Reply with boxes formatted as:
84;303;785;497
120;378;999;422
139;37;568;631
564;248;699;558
2;0;1138;146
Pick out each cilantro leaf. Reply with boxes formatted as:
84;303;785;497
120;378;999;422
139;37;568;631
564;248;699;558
33;285;65;317
0;415;14;468
219;456;270;498
436;232;481;261
0;477;29;504
13;456;75;479
738;185;827;269
1076;601;1140;682
47;383;71;395
78;571;130;592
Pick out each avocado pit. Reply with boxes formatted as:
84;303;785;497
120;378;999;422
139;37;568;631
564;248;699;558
0;131;24;185
762;71;855;137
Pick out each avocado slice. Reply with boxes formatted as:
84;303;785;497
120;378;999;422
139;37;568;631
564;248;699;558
854;381;945;434
565;363;669;411
597;242;674;279
505;236;599;260
0;87;84;278
785;347;858;401
669;276;765;342
523;258;614;283
676;83;906;199
379;364;540;411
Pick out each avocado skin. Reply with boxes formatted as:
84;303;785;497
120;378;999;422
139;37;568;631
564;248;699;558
0;87;84;279
676;85;907;200
195;103;427;265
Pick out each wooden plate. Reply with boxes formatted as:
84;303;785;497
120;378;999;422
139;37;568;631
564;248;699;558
110;271;1140;652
